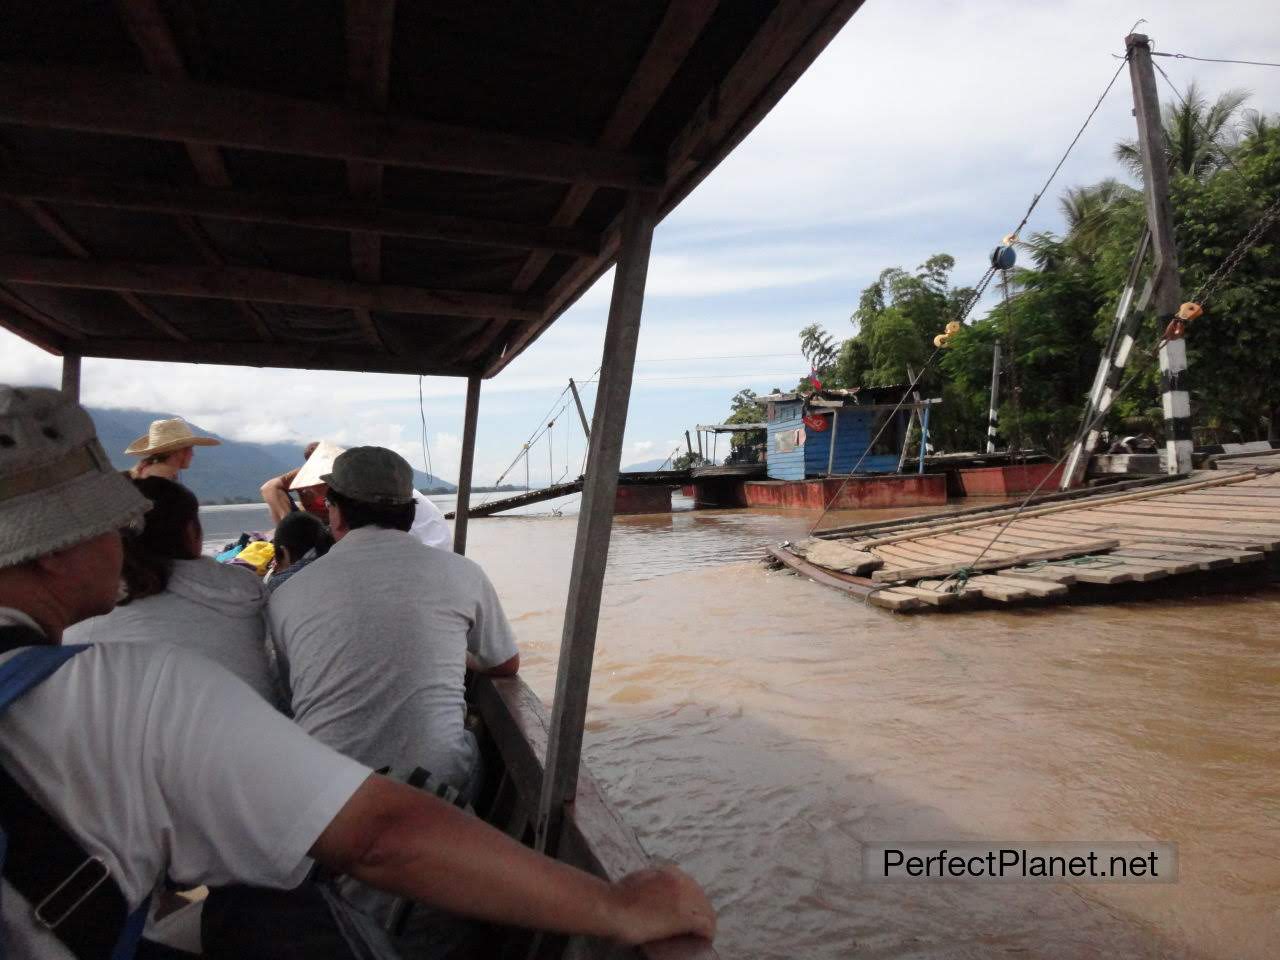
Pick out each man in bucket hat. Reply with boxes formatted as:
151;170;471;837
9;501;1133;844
125;417;220;482
0;387;715;959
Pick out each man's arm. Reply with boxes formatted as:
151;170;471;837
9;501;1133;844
310;773;714;945
260;468;301;524
466;651;519;676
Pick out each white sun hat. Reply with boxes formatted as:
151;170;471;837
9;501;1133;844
0;385;150;569
124;418;221;458
288;440;347;490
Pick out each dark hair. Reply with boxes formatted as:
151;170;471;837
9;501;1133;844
120;477;200;604
273;511;333;565
327;488;415;533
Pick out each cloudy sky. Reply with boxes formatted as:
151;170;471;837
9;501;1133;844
3;0;1279;485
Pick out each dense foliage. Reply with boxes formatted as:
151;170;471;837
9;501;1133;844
740;86;1280;455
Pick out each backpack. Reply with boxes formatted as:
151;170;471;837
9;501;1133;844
0;626;148;960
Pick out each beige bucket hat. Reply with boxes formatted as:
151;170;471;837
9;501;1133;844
124;418;221;458
0;385;150;569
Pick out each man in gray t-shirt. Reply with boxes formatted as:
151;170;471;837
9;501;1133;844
268;447;519;792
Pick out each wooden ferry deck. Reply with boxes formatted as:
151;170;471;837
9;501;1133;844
768;452;1280;612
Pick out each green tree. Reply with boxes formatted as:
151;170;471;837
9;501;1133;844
723;388;767;462
1115;82;1249;180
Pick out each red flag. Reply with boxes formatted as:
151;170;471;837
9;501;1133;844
808;370;823;390
802;413;829;432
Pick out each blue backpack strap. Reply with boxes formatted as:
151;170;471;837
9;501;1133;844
1;640;147;960
0;644;88;714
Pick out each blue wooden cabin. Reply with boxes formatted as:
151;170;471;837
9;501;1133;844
764;388;935;480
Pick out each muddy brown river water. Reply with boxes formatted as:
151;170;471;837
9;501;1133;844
204;497;1279;959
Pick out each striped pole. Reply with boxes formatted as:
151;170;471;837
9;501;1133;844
985;342;1001;453
1060;231;1151;489
1159;333;1193;474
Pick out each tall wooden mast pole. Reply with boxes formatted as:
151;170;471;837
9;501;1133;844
536;192;657;855
568;377;591;441
1126;33;1190;475
451;374;481;555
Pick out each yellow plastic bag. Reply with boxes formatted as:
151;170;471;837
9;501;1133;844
235;540;275;577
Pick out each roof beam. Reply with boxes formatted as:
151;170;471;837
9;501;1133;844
115;0;232;187
0;64;661;189
7;197;189;341
0;173;599;256
0;254;543;321
511;1;719;292
75;336;479;377
346;0;398;350
662;0;861;215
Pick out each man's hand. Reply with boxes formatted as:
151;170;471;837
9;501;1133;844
606;864;717;945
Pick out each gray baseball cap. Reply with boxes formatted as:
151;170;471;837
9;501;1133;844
321;446;415;505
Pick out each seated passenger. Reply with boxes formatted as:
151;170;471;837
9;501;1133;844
0;385;714;959
269;446;519;793
267;510;333;595
125;417;220;481
66;476;280;707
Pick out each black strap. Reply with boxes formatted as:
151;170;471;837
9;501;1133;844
1;625;135;958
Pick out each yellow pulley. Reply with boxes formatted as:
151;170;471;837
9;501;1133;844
933;333;951;349
945;321;962;335
1178;302;1203;321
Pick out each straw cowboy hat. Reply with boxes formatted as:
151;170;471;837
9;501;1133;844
0;385;149;568
124;418;221;458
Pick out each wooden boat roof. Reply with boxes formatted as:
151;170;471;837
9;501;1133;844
0;1;865;379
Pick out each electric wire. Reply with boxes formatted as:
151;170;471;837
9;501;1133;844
1152;51;1280;68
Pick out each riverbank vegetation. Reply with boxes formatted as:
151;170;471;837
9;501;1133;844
751;85;1280;457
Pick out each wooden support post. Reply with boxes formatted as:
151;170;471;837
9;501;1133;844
60;352;81;400
696;429;703;460
535;193;657;856
986;342;1001;454
452;374;481;556
1127;33;1190;475
685;430;694;456
826;411;839;476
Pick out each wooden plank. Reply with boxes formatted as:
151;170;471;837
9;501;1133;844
73;335;475;376
977;572;1072;596
1021;517;1280;552
884;584;959;607
1116;545;1259;569
537;194;658;857
867;586;933;612
872;540;1119;583
0;253;541;320
0;63;659;189
766;546;884;598
966;575;1065;601
0;172;600;256
852;471;1263;549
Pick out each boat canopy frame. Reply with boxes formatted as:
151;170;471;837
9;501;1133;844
1;5;867;955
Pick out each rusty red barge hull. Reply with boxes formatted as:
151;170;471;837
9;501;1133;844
741;474;947;510
955;463;1065;497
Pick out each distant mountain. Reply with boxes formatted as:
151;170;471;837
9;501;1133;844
89;407;456;503
622;457;676;472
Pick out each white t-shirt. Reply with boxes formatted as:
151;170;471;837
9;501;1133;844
411;490;452;551
268;526;518;788
0;610;370;960
64;557;280;707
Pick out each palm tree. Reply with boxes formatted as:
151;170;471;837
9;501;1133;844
1115;82;1250;180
